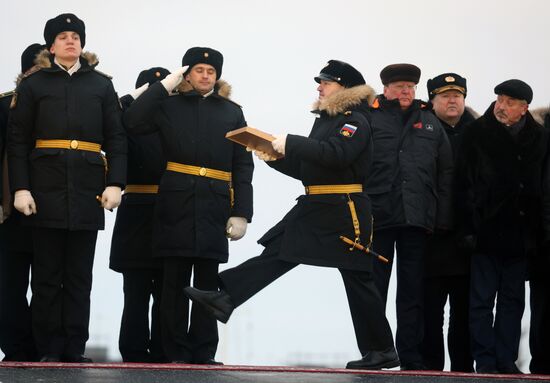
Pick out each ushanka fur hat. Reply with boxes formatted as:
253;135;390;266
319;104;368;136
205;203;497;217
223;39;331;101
135;67;170;88
380;63;421;85
44;13;86;49
182;47;223;80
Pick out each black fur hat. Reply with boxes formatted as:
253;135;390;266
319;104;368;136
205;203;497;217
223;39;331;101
21;43;45;73
314;60;365;88
44;13;86;49
494;79;533;104
135;67;170;88
380;63;421;85
182;47;223;80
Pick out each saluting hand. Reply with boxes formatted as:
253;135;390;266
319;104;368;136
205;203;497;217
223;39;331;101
14;190;37;216
161;66;189;94
272;134;287;156
130;83;149;100
226;216;247;241
101;186;122;211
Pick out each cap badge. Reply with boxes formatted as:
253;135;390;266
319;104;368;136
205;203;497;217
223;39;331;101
66;18;72;23
445;76;455;83
155;71;161;78
204;52;209;58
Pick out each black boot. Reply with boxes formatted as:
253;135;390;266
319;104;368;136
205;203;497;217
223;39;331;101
346;347;400;370
183;287;234;323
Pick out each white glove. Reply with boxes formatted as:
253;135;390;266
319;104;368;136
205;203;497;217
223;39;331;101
226;216;247;241
101;186;122;211
160;66;189;93
14;190;37;216
130;83;149;100
254;150;277;162
272;134;287;156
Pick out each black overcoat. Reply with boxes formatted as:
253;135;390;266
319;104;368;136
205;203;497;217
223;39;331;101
110;94;165;271
123;80;253;262
7;51;127;230
455;102;550;256
259;85;377;271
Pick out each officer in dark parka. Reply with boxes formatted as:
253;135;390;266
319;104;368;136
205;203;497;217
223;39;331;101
455;79;550;374
366;63;453;370
7;13;127;362
421;73;476;372
123;47;254;364
0;43;44;362
184;60;400;371
109;67;170;363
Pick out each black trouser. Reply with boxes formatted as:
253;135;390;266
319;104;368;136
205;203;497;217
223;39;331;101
529;274;550;374
219;242;395;355
422;275;473;372
469;253;526;371
31;227;97;358
161;257;219;362
0;216;35;361
372;226;427;365
119;269;164;362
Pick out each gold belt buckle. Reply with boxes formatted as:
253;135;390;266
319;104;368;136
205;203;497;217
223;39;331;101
70;140;79;149
199;167;207;176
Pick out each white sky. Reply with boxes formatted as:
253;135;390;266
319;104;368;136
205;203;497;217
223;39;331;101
1;0;549;369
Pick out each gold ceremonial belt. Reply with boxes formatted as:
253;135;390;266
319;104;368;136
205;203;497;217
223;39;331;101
305;184;363;195
125;184;159;194
166;162;232;182
35;139;101;153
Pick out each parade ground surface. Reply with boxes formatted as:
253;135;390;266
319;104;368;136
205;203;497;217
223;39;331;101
1;362;549;383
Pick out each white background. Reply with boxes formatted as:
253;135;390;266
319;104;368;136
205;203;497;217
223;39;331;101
1;0;549;370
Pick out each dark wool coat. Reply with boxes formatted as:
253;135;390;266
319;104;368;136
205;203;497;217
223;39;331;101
455;102;550;257
425;107;477;277
365;96;454;232
110;94;165;272
123;80;253;263
259;84;377;271
7;51;127;230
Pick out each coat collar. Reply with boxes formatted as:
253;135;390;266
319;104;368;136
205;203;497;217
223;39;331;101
176;79;233;100
312;84;376;116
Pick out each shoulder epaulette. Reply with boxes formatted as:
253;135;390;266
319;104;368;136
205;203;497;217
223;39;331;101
0;90;15;99
22;66;42;79
93;68;113;80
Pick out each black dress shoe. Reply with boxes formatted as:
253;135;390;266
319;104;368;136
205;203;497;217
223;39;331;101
476;365;499;374
183;287;234;323
498;364;523;374
40;354;61;362
194;358;224;365
63;354;93;363
400;362;428;371
346;347;400;370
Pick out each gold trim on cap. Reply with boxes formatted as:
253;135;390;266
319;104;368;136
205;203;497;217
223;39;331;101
432;85;465;95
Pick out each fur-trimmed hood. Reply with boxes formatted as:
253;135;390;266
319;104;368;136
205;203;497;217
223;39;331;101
176;78;232;99
530;106;550;125
15;49;99;86
312;84;376;116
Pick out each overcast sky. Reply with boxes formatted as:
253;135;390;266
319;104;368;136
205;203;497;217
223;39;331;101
2;0;549;369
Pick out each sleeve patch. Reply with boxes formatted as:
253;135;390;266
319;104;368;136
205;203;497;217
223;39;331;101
339;123;358;138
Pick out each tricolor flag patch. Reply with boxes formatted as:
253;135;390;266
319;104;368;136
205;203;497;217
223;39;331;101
340;123;358;138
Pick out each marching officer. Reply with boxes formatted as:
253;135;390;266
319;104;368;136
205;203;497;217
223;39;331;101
0;43;44;362
110;67;170;363
124;47;254;364
184;60;400;370
7;13;127;362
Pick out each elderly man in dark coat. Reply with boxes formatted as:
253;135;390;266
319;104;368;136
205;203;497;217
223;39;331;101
124;47;254;364
184;60;400;371
455;79;550;374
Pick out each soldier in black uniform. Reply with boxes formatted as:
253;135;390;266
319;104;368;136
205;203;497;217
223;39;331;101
184;60;400;370
421;73;476;372
0;43;44;362
7;13;127;362
110;67;170;363
124;47;254;364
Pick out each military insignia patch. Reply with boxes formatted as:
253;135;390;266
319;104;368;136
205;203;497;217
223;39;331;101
340;124;357;137
425;124;434;131
413;122;422;129
9;92;18;109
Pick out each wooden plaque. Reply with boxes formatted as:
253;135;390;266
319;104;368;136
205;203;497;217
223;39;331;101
225;126;283;159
